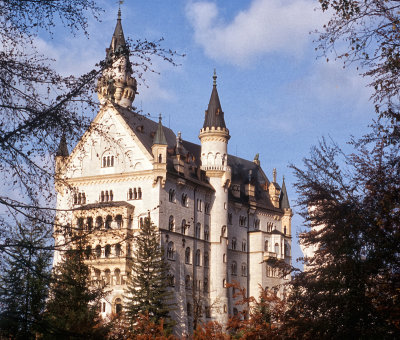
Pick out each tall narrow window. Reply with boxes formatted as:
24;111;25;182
95;245;102;258
103;157;107;167
275;243;279;254
104;269;111;285
168;215;174;232
96;216;103;229
114;269;121;285
115;298;122;314
134;188;137;199
195;223;201;238
110;190;113;201
241;263;247;277
204;252;209;267
101;191;105;202
204;225;209;241
181;219;186;234
128;188;133;200
195;249;201;266
116;215;123;229
111;156;114;167
115;244;121;257
105;245;111;258
242;240;247;252
185;247;191;264
204;277;208;292
105;215;112;229
265;240;269;252
167;241;174;260
232;237;237;250
231;261;237;276
105;191;109;202
168;189;175;202
87;217;93;231
138;187;142;199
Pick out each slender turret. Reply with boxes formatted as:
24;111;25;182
96;9;137;108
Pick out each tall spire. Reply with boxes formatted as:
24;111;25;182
96;8;137;108
203;70;226;129
153;115;168;145
280;176;290;209
56;134;69;157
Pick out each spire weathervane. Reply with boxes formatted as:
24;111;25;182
213;69;217;87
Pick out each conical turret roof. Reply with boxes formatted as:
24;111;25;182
56;134;69;157
153;116;168;145
279;177;290;209
203;70;226;129
107;8;127;58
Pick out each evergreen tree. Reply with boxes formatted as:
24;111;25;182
43;238;108;339
0;221;51;339
283;136;400;339
124;217;174;331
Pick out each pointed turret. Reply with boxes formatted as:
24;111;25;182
153;116;168;145
56;134;69;157
107;8;127;58
280;177;290;210
203;70;226;129
96;9;137;108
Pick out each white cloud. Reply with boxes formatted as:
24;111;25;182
186;0;325;66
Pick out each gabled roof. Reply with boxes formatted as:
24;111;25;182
203;71;226;129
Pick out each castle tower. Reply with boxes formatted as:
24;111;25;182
199;71;231;324
152;115;168;187
96;9;137;108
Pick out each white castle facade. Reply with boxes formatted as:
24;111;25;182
53;11;292;335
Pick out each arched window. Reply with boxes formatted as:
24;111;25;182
103;157;107;168
114;268;121;285
221;225;226;237
232;237;237;250
265;240;269;252
275;243;279;254
107;156;110;167
115;244;121;257
95;245;102;258
96;216;103;229
195;223;201;238
223;278;226;288
204;252;209;267
82;193;86;204
242;239;246;252
158;154;162;163
109;190;113;201
195;249;201;266
128;188;133;200
73;194;78;205
204;225;209;241
139;217;144;228
181;219;186;234
94;269;101;280
205;202;210;214
111;156;114;167
223;253;226;263
231;261;237;276
185;275;191;289
104;269;111;285
181;193;188;207
168;215;174;231
167;241;174;260
77;217;84;229
134;188;137;199
204;277;208;292
241;263;247;277
284;226;287;234
115;298;122;314
105;190;109;202
105;244;111;258
85;246;91;260
138;187;142;199
101;191;105;202
185;247;191;264
105;215;112;229
115;215;123;229
78;192;82;205
87;217;93;231
168;189;175;202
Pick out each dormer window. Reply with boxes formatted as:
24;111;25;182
102;151;115;168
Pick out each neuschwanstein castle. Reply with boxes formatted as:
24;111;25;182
53;10;292;335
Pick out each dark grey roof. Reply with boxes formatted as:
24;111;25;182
279;177;290;209
56;134;69;157
116;106;176;154
153;117;168;145
203;72;226;129
107;9;127;58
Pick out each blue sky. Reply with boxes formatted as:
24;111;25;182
38;0;376;265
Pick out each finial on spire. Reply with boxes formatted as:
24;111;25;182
158;113;162;122
213;69;217;87
273;168;277;183
118;0;123;19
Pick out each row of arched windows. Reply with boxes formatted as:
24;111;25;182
128;187;142;200
89;243;126;259
75;215;123;231
183;275;209;292
167;217;209;240
100;190;113;202
73;192;86;205
230;238;247;252
102;155;114;168
94;267;123;286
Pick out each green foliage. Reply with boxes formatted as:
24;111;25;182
0;221;51;339
124;217;174;332
284;136;400;339
43;239;108;339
